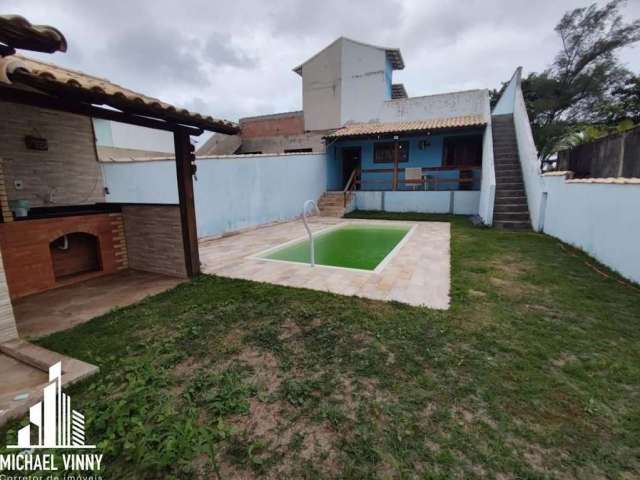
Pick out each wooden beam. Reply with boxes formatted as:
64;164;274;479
392;138;399;191
8;70;240;134
174;130;200;277
361;165;481;174
0;85;203;135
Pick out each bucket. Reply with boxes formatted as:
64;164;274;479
9;199;30;218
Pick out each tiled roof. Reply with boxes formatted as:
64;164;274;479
0;54;239;134
240;110;303;123
324;115;486;139
391;83;407;99
0;14;67;54
566;177;640;184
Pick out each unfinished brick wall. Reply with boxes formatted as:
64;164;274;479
240;112;305;138
0;213;128;299
0;100;104;207
240;132;326;154
121;205;187;278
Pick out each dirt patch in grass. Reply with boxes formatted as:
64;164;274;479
220;328;246;354
279;318;303;340
216;459;257;480
235;348;281;395
290;421;340;477
488;254;544;299
551;352;578;368
489;276;537;299
231;397;289;439
27;213;640;478
451;404;498;432
172;356;205;377
506;436;570;478
468;289;488;298
337;376;395;411
170;357;206;395
225;396;340;478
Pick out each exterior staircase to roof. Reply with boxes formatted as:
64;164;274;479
492;114;531;229
317;192;353;217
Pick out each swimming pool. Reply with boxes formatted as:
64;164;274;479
255;223;414;272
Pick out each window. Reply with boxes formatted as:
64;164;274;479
373;141;409;163
442;136;482;167
284;148;313;153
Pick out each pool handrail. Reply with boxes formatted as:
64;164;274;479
302;199;320;267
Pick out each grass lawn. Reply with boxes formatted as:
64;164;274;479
2;211;639;479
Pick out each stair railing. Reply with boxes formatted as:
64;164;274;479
343;168;358;208
302;199;320;267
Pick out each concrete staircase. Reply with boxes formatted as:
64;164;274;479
317;192;351;217
492;114;531;229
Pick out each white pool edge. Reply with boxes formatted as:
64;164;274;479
373;224;417;274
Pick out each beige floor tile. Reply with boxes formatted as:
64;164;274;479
200;217;450;309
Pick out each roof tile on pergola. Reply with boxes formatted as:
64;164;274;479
0;15;67;55
0;54;239;134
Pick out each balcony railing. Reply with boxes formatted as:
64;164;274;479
347;165;481;192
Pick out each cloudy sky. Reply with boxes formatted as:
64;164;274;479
4;0;640;124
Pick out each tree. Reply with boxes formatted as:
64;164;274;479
521;0;640;160
600;74;640;123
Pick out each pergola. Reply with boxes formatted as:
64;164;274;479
0;15;240;276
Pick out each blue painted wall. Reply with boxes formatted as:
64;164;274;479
327;131;483;191
102;153;327;238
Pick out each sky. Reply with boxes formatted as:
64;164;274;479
3;0;640;126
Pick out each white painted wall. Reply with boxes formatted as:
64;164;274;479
385;192;451;213
541;175;640;284
299;38;489;130
340;39;388;125
479;115;496;224
511;70;544;231
379;89;489;123
93;119;174;153
492;69;519;115
102;153;327;238
301;39;343;130
354;191;480;214
494;67;544;230
355;191;385;211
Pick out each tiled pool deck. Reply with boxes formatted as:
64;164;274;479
199;217;450;309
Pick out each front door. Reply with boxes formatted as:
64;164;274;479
341;147;361;189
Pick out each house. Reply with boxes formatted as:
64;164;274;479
0;14;238;426
194;38;505;223
108;37;529;234
198;37;406;155
291;38;496;220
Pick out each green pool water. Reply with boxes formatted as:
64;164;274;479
261;224;411;271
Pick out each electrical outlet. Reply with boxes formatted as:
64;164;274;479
14;180;23;190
